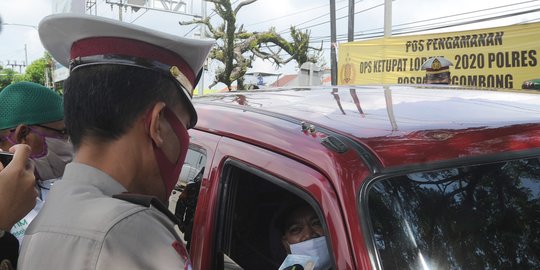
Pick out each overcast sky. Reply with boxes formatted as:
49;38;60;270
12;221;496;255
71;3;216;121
1;0;539;88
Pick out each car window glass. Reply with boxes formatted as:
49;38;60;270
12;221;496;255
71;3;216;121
170;146;206;250
367;157;540;269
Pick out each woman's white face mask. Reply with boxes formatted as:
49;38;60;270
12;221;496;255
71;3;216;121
289;236;332;270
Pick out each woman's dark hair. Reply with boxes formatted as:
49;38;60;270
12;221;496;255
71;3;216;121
64;65;182;148
274;198;312;235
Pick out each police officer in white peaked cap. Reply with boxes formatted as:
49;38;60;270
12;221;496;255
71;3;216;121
18;13;213;270
421;56;453;85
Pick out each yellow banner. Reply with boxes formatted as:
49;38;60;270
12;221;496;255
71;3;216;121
338;22;540;89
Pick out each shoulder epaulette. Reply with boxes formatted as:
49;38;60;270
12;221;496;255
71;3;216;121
113;193;180;225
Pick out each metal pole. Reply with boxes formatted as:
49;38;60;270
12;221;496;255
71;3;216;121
348;0;354;42
309;63;313;86
330;0;338;86
199;0;207;96
119;0;123;21
384;0;392;37
24;44;28;66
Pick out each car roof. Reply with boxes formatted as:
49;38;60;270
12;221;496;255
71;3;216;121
193;85;540;169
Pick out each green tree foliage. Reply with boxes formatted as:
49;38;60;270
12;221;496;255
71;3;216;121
20;53;53;86
0;53;54;90
0;67;19;90
180;0;322;90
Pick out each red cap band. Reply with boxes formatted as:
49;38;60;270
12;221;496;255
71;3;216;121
70;37;195;87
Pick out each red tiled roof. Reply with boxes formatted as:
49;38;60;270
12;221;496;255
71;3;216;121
271;74;297;87
220;85;238;92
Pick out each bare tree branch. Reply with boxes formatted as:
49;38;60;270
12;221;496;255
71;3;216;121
264;44;282;57
251;47;280;62
234;0;257;15
180;0;321;90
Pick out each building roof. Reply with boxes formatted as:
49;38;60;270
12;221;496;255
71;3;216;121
321;75;332;85
270;74;297;87
245;71;282;77
219;85;237;92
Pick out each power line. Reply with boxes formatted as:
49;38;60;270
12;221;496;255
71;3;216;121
395;6;540;34
130;8;149;23
279;2;383;35
210;0;343;24
184;25;199;37
292;0;538;39
517;17;540;23
245;0;348;28
205;0;254;23
200;0;540;70
308;6;540;43
394;7;540;36
390;0;540;30
305;1;540;42
277;0;369;35
251;2;540;58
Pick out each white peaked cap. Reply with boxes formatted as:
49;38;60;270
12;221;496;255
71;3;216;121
38;13;215;127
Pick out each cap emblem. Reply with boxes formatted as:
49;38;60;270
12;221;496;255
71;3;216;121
170;66;181;77
170;66;194;98
432;58;441;70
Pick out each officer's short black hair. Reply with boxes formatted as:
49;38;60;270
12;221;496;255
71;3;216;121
64;65;183;149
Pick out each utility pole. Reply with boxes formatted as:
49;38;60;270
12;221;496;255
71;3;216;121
0;24;35;73
107;0;124;21
384;0;392;37
199;0;207;96
87;0;98;15
348;0;354;42
6;60;26;73
25;44;28;67
119;0;123;21
330;0;337;86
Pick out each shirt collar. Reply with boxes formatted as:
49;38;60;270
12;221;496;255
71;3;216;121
62;162;127;196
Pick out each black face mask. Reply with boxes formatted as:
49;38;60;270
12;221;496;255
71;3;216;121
430;82;450;85
428;73;449;79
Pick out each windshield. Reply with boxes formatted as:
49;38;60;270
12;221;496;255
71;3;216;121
367;158;540;269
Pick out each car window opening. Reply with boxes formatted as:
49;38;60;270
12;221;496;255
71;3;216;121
215;164;333;270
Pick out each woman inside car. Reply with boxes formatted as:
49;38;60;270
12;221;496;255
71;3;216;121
276;200;332;270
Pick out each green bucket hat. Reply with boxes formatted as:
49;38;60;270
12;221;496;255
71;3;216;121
0;81;64;130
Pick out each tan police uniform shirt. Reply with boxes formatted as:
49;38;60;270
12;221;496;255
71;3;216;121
18;162;190;269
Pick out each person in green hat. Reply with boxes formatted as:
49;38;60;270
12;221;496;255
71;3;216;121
0;81;73;245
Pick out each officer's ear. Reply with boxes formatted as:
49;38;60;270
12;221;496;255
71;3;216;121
147;102;167;147
13;124;31;144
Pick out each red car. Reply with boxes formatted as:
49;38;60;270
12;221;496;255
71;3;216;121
172;85;540;270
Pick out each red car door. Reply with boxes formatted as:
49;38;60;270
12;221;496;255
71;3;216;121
187;130;357;270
